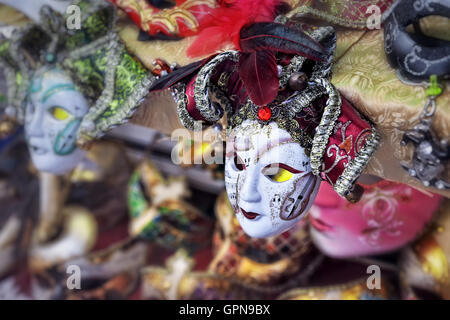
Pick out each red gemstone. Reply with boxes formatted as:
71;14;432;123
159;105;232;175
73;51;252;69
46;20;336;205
257;106;272;121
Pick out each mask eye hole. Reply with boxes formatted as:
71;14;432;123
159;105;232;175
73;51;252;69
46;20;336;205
49;106;72;121
233;154;245;171
406;16;450;43
262;164;303;182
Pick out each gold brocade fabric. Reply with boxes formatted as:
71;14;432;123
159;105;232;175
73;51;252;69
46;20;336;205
0;5;28;26
0;4;449;197
332;30;450;198
287;0;396;29
119;19;450;197
316;16;450;198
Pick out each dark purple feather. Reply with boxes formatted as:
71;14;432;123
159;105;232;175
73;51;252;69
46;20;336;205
149;59;208;91
239;22;326;61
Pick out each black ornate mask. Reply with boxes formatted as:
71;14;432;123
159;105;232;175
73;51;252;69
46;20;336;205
384;0;450;83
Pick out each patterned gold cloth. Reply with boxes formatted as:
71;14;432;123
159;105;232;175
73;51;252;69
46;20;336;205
1;3;449;197
286;0;396;29
120;20;450;197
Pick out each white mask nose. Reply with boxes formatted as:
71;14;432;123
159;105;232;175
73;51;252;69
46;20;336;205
239;168;262;203
26;108;44;138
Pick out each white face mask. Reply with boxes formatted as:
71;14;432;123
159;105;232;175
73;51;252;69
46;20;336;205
225;120;321;238
25;68;89;175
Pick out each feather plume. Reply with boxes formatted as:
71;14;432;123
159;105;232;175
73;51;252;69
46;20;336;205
187;0;284;57
149;59;208;91
238;50;279;106
240;22;326;61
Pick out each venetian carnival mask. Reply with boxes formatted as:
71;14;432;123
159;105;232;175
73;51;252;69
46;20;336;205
0;0;153;175
384;0;450;82
150;4;380;238
127;160;213;251
25;68;89;174
225;119;320;238
309;180;442;258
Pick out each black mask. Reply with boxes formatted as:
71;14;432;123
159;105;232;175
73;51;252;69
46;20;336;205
384;0;450;82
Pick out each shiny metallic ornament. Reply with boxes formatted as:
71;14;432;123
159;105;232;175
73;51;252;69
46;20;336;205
400;92;449;190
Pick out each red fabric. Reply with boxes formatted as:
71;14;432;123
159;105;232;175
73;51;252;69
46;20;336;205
185;76;209;123
321;97;374;186
293;96;325;137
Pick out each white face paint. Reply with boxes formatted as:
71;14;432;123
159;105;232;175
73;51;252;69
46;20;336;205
25;67;89;175
225;120;321;238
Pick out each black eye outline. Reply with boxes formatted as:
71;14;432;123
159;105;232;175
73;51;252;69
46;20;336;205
233;154;246;171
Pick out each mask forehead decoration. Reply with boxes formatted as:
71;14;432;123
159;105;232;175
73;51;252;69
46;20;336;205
149;1;381;237
0;0;154;174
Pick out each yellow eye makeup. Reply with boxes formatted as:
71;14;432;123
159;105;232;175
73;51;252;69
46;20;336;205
50;106;72;121
269;167;293;182
263;164;303;182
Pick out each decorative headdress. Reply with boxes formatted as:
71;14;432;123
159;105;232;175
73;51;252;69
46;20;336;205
0;0;154;147
150;0;381;200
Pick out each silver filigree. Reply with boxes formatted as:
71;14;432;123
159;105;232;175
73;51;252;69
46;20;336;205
310;78;342;176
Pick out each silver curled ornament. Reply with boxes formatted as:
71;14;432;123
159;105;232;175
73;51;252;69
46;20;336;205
384;0;450;190
400;77;449;190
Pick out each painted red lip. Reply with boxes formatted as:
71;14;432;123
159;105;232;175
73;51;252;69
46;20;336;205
309;216;334;232
240;208;260;220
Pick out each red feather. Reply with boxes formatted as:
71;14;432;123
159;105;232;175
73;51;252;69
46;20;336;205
238;50;279;106
187;0;283;57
